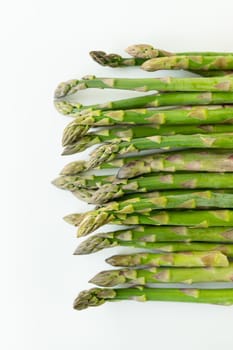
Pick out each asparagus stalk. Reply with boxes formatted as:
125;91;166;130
54;75;233;99
73;188;233;205
64;209;233;228
117;150;233;179
75;227;233;255
77;191;233;236
106;251;228;267
93;173;233;204
55;92;233;116
90;50;233;76
63;107;233;148
74;287;233;310
61;149;233;176
90;264;233;287
76;241;233;256
126;44;233;59
142;56;233;72
108;210;233;228
67;209;233;235
89;133;233;168
54;172;233;198
63;125;233;154
66;190;233;213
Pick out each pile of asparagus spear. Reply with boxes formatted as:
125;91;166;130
53;43;233;310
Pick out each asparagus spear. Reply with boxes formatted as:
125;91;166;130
117;150;233;179
106;251;228;267
67;209;233;235
77;191;233;236
90;264;233;287
142;56;233;72
63;125;233;154
55;92;233;116
76;241;233;256
66;190;233;213
90;50;233;76
65;209;233;228
54;172;233;197
73;188;233;205
89;134;233;168
74;287;233;310
93;173;233;204
61;149;233;176
75;227;233;255
63;107;233;148
126;44;233;59
54;75;233;99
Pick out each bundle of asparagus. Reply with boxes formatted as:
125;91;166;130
54;43;233;310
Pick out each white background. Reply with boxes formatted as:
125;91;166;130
2;0;233;349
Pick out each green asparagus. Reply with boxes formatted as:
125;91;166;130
74;287;233;310
126;44;233;59
54;75;233;99
90;50;233;76
61;149;233;176
93;173;233;203
63;107;233;148
108;210;233;228
117;150;233;179
90;264;233;287
106;251;228;267
142;56;233;72
77;191;233;236
63;125;233;154
89;134;233;168
75;227;233;255
55;92;233;116
76;241;233;256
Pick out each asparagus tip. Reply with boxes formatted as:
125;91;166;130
77;212;110;237
89;51;109;66
62;123;90;146
89;270;126;287
74;233;117;255
73;288;116;310
63;213;86;226
88;143;119;169
60;161;87;175
125;44;159;59
54;79;79;99
92;184;122;204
